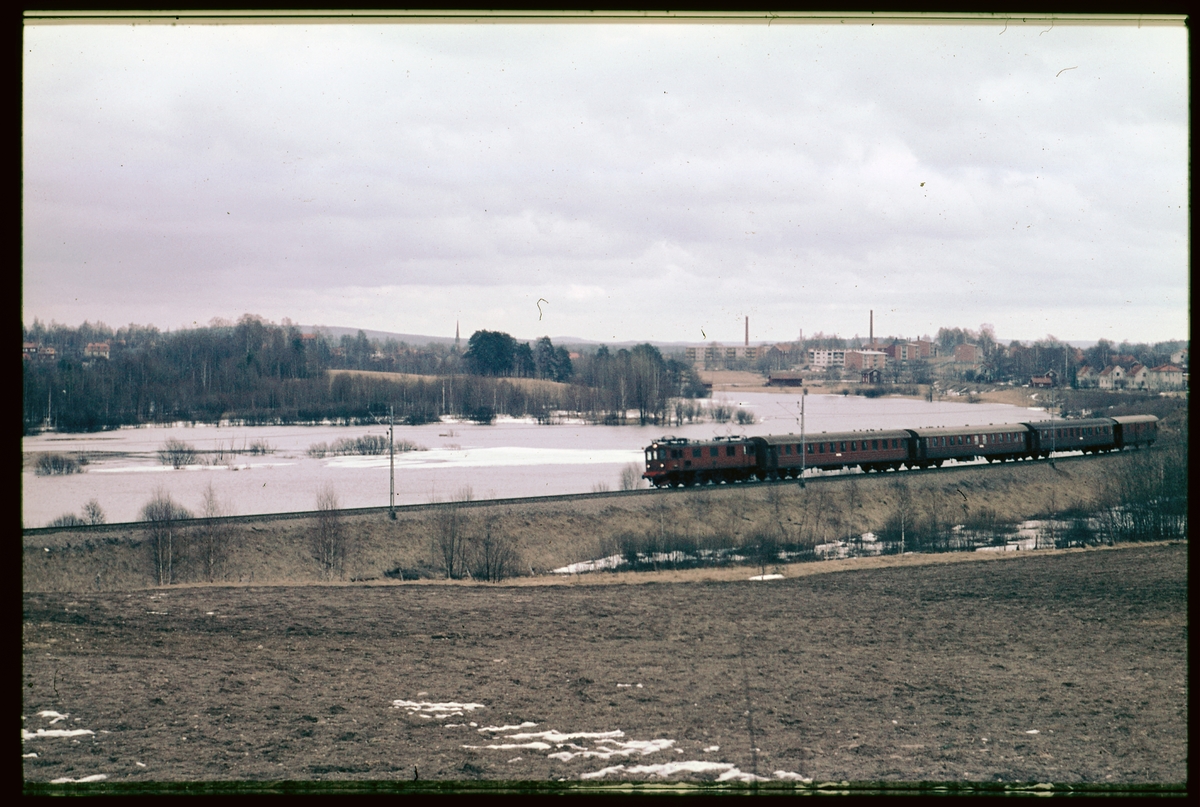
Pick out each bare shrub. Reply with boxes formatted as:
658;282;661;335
48;513;87;528
619;462;643;491
248;439;274;455
141;488;192;585
744;531;781;576
735;408;756;425
708;403;733;422
36;453;82;475
318;434;425;457
312;485;347;580
158;438;197;469
592;481;611;493
468;513;522;582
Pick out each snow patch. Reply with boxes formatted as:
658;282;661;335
581;761;773;781
23;728;95;740
553;555;626;574
50;774;108;784
478;722;537;733
392;699;486;719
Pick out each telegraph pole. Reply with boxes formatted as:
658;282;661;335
388;405;396;519
798;392;806;489
370;405;398;519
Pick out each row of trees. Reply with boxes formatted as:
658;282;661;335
23;317;708;432
115;483;526;585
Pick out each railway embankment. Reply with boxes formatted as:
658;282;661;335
22;443;1185;593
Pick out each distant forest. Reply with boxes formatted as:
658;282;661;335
22;316;707;433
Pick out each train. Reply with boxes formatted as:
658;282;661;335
642;414;1159;488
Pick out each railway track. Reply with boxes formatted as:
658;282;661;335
22;445;1154;539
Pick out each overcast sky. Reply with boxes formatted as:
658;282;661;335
22;17;1188;346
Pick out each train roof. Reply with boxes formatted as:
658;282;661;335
754;429;912;446
647;435;747;447
1025;417;1124;431
906;424;1031;438
1109;414;1159;425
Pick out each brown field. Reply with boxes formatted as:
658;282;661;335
22;542;1186;785
328;368;571;397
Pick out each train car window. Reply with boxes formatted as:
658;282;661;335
850;441;856;451
872;440;879;450
692;448;702;458
784;444;792;455
840;442;846;452
817;443;824;454
709;447;717;457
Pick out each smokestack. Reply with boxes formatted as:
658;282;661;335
745;316;749;347
870;310;873;345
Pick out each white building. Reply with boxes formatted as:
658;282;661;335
808;349;846;368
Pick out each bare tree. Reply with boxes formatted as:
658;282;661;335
194;483;233;582
83;498;106;525
142;487;192;585
620;462;643;491
469;509;522;582
312;485;346;580
433;487;473;579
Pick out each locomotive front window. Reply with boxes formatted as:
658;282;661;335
692;448;702;458
726;446;735;456
710;447;718;457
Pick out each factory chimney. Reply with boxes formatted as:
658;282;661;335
870;310;874;345
745;316;749;347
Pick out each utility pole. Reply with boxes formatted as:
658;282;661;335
370;405;398;519
389;405;396;519
798;392;806;489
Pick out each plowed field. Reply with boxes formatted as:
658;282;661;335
22;542;1186;786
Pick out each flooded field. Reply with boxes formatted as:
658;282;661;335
22;393;1052;528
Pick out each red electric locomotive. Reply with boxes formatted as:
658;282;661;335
642;435;757;487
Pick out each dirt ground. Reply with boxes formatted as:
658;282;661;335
22;542;1186;786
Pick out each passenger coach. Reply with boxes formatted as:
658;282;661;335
752;430;913;477
910;425;1031;467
